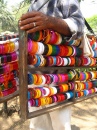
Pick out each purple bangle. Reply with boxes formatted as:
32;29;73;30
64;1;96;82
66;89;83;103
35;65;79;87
3;55;7;63
52;95;58;102
53;74;58;83
29;99;35;107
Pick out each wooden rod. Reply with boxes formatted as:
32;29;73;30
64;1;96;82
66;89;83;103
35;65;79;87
0;90;19;103
19;30;28;121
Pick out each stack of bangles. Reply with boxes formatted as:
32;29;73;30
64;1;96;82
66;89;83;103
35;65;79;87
28;54;96;67
0;78;18;91
0;52;18;64
0;86;17;97
0;61;18;75
27;39;83;57
28;91;74;107
75;56;96;66
0;34;19;41
76;87;97;98
0;40;19;54
75;71;97;81
0;70;18;83
28;72;75;85
28;30;81;47
75;81;96;91
28;82;74;99
28;55;76;67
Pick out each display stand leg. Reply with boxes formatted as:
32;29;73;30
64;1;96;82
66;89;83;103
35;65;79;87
2;102;8;117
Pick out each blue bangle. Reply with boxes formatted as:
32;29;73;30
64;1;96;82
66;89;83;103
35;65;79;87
34;55;41;67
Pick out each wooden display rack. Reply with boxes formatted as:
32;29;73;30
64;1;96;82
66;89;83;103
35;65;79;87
0;37;19;116
0;91;19;103
19;30;97;121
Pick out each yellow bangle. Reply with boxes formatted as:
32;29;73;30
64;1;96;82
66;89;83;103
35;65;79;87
66;46;73;56
33;74;38;84
46;44;52;56
40;97;46;106
9;42;15;52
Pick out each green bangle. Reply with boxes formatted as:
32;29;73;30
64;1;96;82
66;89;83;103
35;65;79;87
33;31;40;41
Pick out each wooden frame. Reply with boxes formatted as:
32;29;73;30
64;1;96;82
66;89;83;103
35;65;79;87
19;31;97;121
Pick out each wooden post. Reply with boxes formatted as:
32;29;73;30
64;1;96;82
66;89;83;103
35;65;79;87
19;30;28;121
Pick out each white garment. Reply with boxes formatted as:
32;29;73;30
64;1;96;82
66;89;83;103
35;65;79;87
29;106;71;130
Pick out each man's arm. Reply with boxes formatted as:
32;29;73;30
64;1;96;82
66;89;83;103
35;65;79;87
19;11;72;37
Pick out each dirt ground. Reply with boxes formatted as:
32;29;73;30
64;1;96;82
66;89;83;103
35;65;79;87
0;96;97;130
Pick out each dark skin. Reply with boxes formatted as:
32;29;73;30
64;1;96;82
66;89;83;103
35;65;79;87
19;11;72;36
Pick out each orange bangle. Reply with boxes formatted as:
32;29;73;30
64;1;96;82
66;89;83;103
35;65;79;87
44;30;51;44
80;91;84;96
30;41;38;55
70;57;75;66
5;43;10;53
62;84;69;92
37;31;43;41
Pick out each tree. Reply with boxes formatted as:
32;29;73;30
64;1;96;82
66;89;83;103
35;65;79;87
0;0;16;32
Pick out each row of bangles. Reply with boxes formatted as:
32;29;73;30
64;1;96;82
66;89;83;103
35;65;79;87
0;61;18;75
0;52;18;64
0;78;18;91
28;30;81;46
0;38;19;54
0;70;18;83
74;71;97;81
28;71;97;85
28;71;75;85
76;87;97;97
28;54;96;67
0;86;17;97
28;30;97;52
28;87;97;107
28;82;74;99
28;91;74;107
28;39;82;57
75;80;97;91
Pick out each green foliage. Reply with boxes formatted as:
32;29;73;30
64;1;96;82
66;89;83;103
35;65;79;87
86;15;97;34
12;2;30;32
0;0;17;33
0;0;30;33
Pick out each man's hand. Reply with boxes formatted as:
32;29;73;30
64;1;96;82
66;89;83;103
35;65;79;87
19;11;51;33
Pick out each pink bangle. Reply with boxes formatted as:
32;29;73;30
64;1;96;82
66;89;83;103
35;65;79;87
48;31;57;44
0;76;4;83
11;52;17;61
54;74;59;83
1;86;17;97
28;39;33;53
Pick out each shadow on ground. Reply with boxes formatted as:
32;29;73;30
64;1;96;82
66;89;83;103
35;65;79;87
71;125;80;130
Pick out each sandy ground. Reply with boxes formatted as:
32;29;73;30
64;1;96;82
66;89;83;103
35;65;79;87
0;96;97;130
